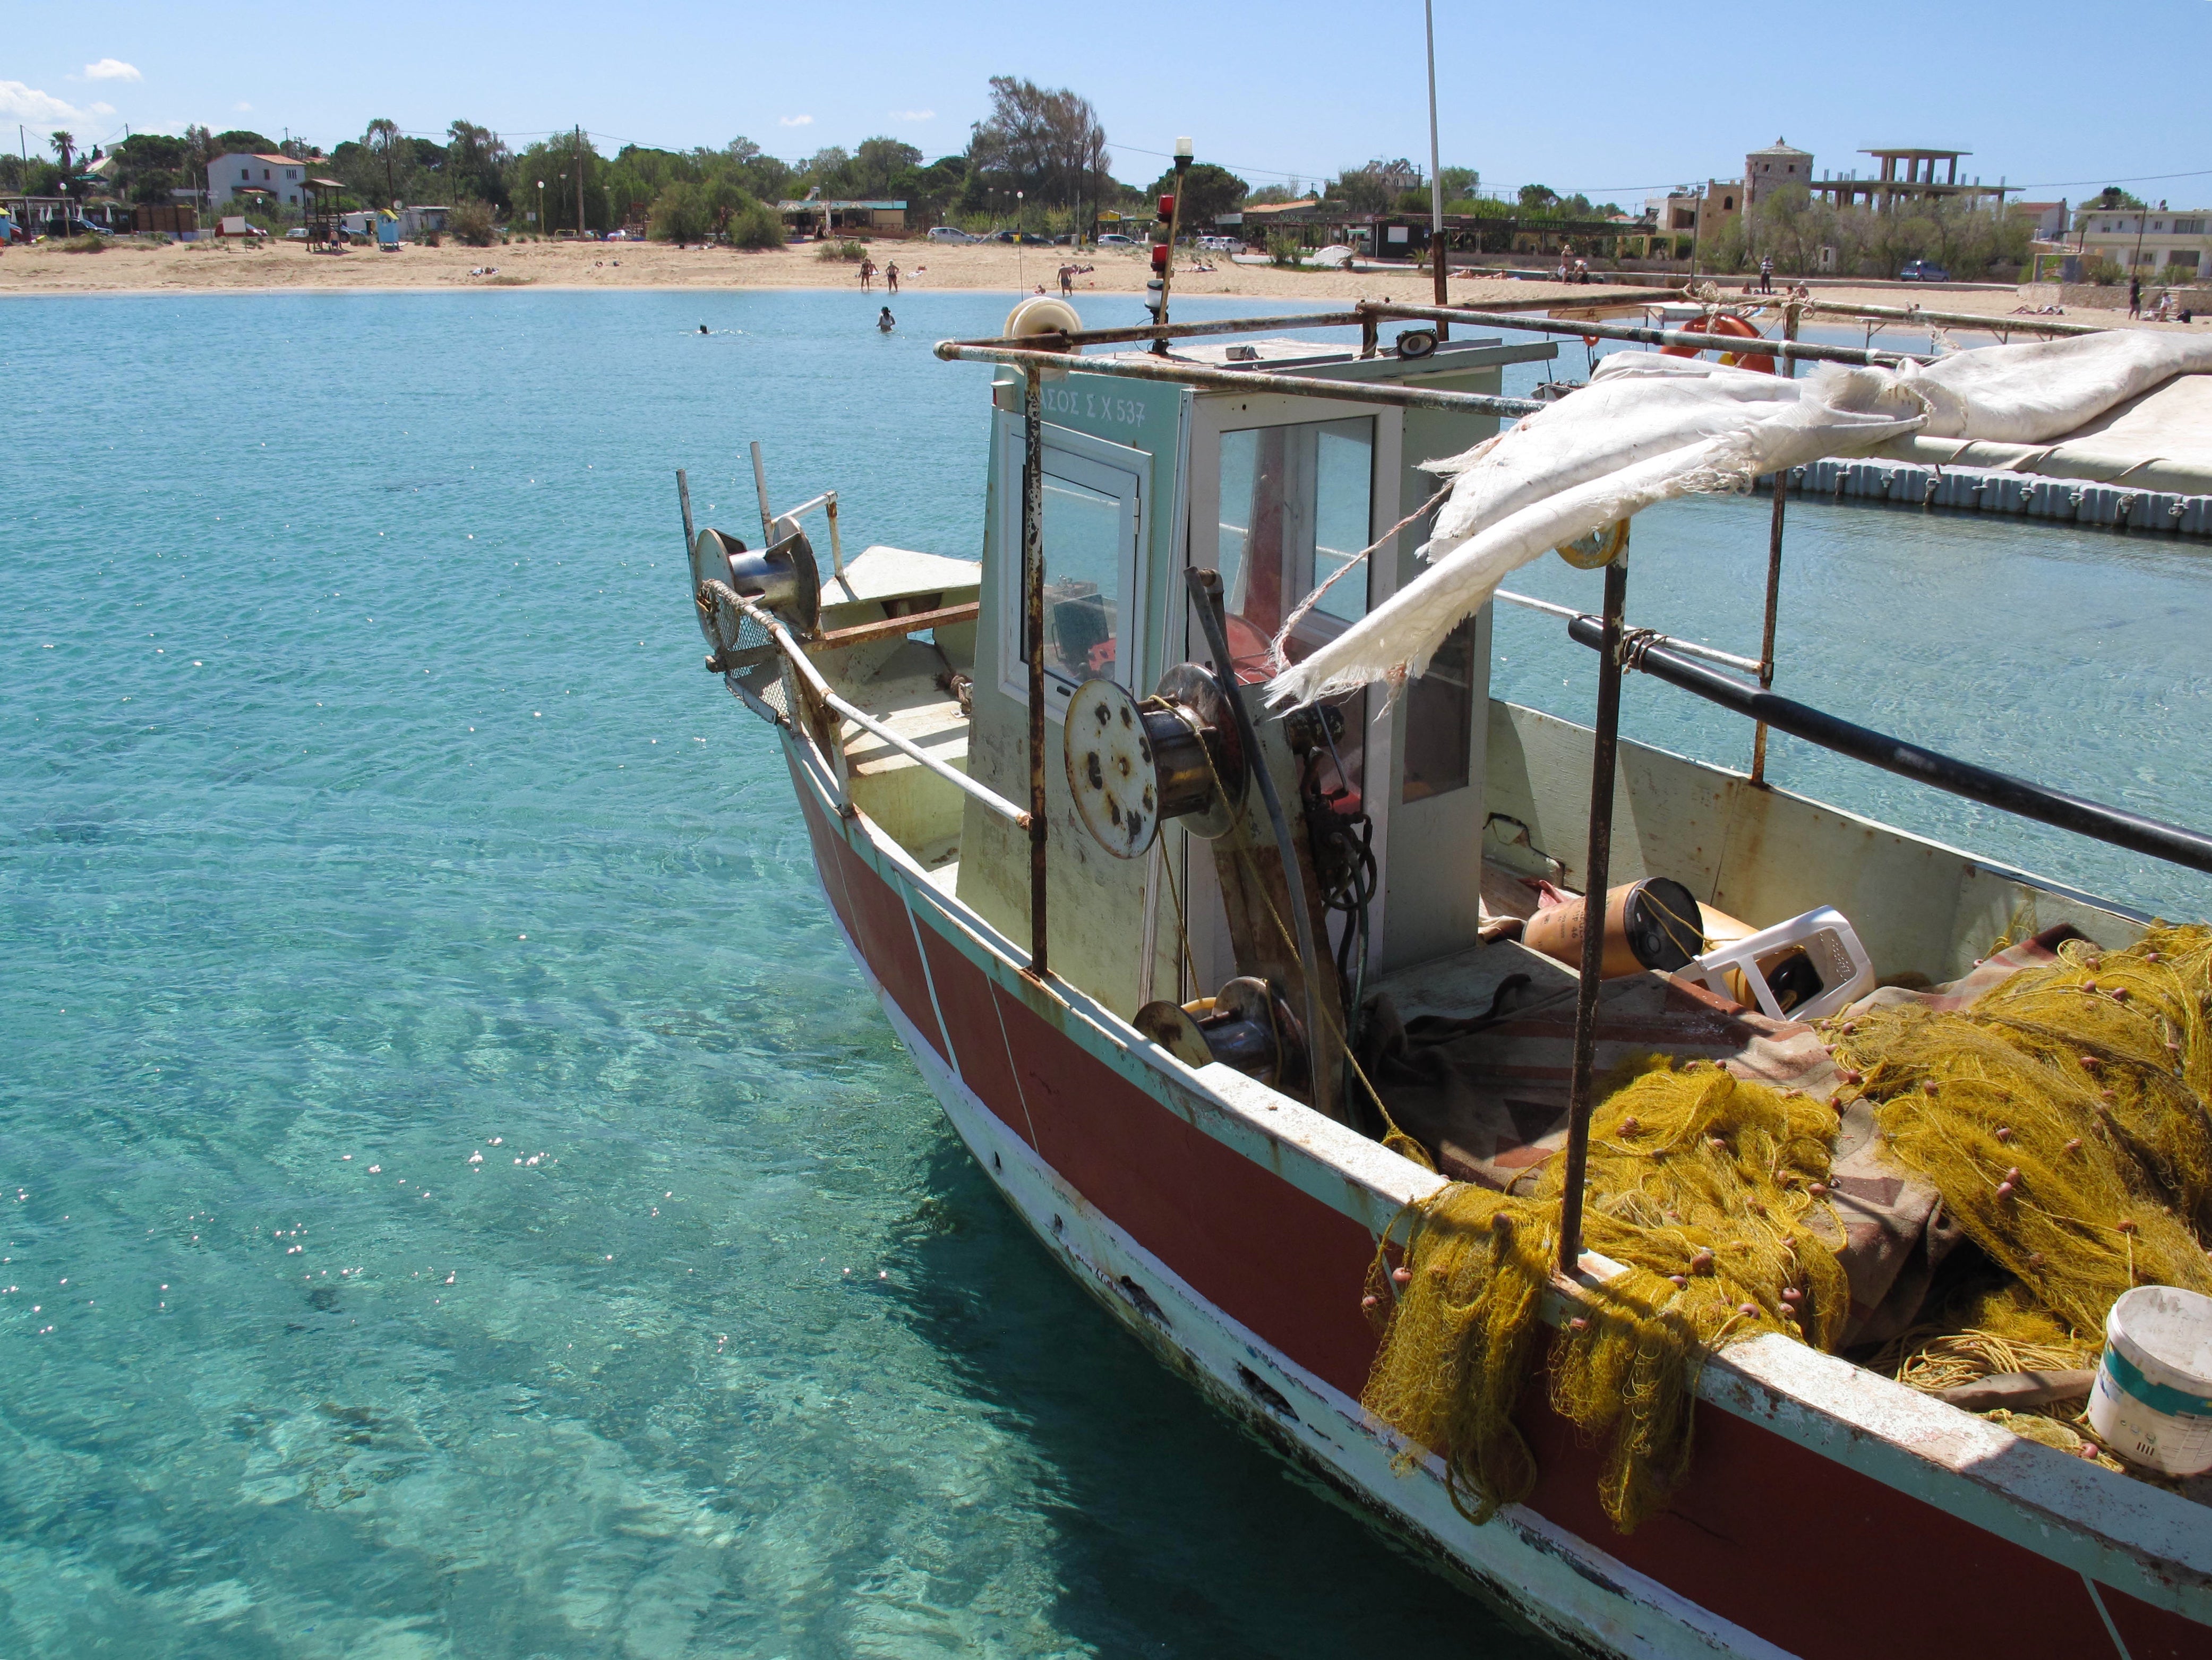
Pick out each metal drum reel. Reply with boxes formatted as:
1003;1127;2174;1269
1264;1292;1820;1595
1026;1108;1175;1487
692;521;822;716
691;520;822;641
1061;663;1248;859
1134;977;1307;1092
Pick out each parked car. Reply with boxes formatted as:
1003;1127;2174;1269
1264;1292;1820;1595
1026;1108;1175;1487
1898;259;1950;282
1095;233;1137;248
284;227;309;240
926;226;978;244
1197;235;1240;252
988;229;1054;245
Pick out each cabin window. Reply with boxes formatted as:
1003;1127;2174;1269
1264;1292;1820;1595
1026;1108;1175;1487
1216;417;1373;680
1036;468;1126;683
1401;617;1474;802
998;423;1144;718
1215;415;1375;798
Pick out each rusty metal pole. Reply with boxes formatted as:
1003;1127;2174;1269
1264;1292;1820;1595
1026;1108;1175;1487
1750;300;1798;786
1556;549;1629;1279
1023;366;1050;978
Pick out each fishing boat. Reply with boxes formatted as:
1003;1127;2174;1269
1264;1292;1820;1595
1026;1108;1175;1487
676;295;2212;1657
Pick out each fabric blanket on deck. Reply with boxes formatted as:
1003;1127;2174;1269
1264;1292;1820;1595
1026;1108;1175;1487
1266;329;2212;708
1361;927;2088;1347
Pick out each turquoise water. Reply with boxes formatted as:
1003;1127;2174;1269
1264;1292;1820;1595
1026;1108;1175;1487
0;290;1504;1659
5;287;2210;1659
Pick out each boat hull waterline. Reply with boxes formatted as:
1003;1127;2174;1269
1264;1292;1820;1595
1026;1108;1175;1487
773;734;2209;1660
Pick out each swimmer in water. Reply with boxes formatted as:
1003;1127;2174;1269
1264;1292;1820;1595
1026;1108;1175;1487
699;323;709;334
878;306;895;332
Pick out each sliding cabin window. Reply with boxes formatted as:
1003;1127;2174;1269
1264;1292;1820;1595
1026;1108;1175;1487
1400;618;1475;801
998;425;1144;720
1215;415;1375;800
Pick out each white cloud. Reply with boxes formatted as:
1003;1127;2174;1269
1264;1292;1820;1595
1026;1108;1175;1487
233;100;253;112
890;109;935;122
0;80;95;125
82;58;142;82
778;114;812;127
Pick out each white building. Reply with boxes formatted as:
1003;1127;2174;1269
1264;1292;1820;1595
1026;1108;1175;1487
2072;207;2211;280
209;152;312;210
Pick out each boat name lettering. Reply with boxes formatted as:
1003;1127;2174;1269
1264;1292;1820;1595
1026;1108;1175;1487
1043;386;1147;426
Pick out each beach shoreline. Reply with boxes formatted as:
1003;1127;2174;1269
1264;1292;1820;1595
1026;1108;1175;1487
1;238;2187;334
0;237;2168;327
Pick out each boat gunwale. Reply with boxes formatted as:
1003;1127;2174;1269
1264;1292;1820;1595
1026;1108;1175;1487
769;706;2212;1620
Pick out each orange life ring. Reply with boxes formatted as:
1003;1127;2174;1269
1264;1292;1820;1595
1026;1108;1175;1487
1659;312;1776;375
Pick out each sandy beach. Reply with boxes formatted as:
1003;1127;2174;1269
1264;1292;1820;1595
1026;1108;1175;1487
1;235;2186;333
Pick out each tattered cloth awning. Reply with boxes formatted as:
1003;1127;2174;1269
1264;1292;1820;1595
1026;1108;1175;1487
1266;331;2212;707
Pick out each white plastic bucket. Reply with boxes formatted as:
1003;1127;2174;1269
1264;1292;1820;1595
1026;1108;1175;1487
2088;1285;2212;1475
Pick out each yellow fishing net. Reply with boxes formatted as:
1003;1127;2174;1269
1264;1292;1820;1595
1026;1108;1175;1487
1362;926;2212;1534
1363;1061;1845;1533
1829;923;2212;1338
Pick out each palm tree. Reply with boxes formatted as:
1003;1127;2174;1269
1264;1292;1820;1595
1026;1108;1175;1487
50;131;74;175
365;118;400;206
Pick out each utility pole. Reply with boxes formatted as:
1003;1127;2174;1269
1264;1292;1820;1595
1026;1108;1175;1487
577;126;587;238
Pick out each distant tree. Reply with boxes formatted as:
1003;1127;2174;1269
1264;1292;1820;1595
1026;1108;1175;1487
365;118;401;204
183;125;213;200
726;198;785;249
798;146;856;198
445;120;512;212
1517;183;1561;212
2087;185;2146;211
852;137;923;198
1245;183;1299;207
448;200;497;245
1147;161;1246;225
213;129;278;157
1437;165;1479;200
50;131;74;175
1331;159;1418;215
966;75;1110;210
648;181;711;245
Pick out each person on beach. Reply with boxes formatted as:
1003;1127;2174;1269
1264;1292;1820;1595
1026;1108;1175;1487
884;261;899;295
2129;276;2141;319
1759;254;1774;294
1058;264;1074;296
860;258;875;291
878;306;895;332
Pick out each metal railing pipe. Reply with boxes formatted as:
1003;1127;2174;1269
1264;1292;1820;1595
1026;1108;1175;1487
1562;617;2212;877
1494;588;1763;675
1797;297;2109;339
1361;301;1928;368
933;342;1542;418
730;593;1032;832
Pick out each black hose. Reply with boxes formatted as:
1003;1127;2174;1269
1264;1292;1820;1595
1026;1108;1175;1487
1565;617;2212;877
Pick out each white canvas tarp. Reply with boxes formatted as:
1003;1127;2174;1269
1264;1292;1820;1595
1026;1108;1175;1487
1265;330;2212;708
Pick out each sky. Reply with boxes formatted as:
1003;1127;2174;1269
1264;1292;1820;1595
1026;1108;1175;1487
6;1;2210;207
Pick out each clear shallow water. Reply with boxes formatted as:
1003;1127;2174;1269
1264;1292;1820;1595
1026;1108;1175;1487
1;290;1505;1659
4;287;2209;1659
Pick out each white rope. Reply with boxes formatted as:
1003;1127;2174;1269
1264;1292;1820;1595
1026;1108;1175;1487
1266;481;1455;674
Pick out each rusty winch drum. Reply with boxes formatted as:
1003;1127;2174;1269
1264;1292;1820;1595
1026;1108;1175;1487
690;519;821;638
1061;664;1248;858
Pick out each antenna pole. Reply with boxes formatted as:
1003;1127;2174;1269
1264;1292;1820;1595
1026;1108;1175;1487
1425;0;1448;331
